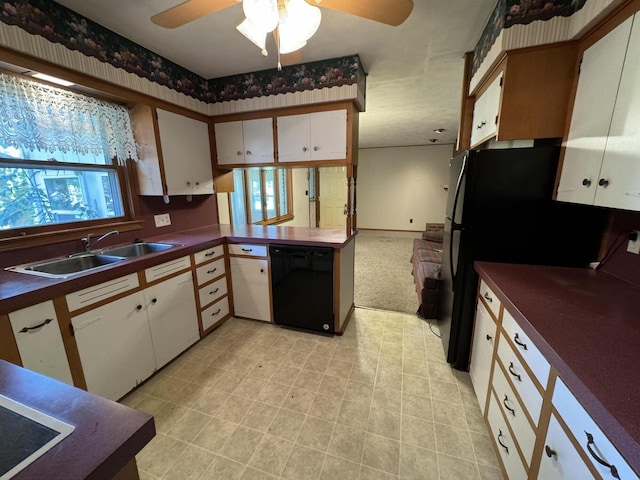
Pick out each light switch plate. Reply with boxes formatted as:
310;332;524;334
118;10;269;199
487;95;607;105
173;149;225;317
154;213;171;228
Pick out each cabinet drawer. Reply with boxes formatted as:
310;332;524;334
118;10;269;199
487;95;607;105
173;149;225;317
193;245;224;265
553;378;638;480
492;360;536;466
198;276;228;308
66;273;139;311
487;391;527;480
479;279;501;319
538;413;595;480
196;258;226;285
202;296;230;331
501;309;550;388
228;243;267;257
496;335;543;425
144;255;190;282
9;301;73;385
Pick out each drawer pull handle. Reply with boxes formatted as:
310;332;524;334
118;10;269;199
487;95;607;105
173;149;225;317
513;333;528;350
205;251;216;257
582;178;592;187
508;362;521;382
207;268;217;274
483;292;493;302
211;309;221;316
241;248;253;253
485;334;492;341
545;445;557;458
19;318;53;333
210;288;220;295
503;395;515;416
497;429;509;454
585;432;620;479
598;178;610;188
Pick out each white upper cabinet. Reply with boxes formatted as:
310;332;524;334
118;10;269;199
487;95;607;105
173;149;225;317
156;109;214;195
215;118;274;165
470;72;503;147
558;14;640;210
277;109;347;162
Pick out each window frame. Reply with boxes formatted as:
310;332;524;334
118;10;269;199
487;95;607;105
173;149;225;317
231;167;294;225
0;72;143;252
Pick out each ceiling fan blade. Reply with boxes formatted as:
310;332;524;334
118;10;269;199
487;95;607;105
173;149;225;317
151;0;239;28
311;0;414;26
280;50;303;66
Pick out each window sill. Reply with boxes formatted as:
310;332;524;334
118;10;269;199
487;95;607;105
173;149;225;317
256;215;294;226
0;220;144;253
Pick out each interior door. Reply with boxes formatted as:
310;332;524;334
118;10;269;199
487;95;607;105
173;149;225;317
319;166;347;229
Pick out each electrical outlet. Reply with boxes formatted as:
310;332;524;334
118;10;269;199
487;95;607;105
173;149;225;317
154;213;171;228
627;230;640;255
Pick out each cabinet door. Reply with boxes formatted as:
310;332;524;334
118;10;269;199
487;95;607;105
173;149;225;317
309;110;347;160
537;414;595;480
557;17;633;205
72;291;156;401
157;109;214;194
470;73;502;147
145;271;199;369
229;257;271;322
243;118;274;164
277;114;311;162
469;301;496;414
9;301;73;385
596;15;640;211
215;120;245;165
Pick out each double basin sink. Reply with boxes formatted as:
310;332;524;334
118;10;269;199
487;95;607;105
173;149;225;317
7;242;178;278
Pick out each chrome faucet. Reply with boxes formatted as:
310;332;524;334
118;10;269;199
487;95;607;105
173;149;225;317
81;230;120;252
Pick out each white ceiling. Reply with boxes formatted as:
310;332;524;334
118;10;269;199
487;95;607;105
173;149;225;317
53;0;496;148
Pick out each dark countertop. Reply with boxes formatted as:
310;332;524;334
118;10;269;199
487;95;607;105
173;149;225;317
0;359;154;480
0;225;354;314
475;261;640;475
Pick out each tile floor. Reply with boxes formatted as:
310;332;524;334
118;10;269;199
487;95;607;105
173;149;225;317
121;308;502;480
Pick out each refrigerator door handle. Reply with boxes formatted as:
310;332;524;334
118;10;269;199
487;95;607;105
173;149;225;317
449;154;468;287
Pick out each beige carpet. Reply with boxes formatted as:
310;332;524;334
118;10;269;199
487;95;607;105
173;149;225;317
354;230;420;315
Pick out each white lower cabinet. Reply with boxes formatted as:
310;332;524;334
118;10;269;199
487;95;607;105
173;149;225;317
145;271;199;369
8;301;73;385
229;256;270;322
71;272;199;400
72;291;156;401
469;299;497;413
538;414;594;480
487;391;528;480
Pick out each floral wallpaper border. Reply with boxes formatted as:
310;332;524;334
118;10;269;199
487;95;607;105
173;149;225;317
0;0;366;104
472;0;588;76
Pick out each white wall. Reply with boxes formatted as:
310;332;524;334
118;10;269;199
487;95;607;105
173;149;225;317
281;168;310;227
357;144;453;231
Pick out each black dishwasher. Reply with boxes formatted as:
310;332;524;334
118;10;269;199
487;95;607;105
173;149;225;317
269;244;334;333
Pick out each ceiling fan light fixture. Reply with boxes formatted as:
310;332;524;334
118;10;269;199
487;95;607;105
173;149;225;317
236;19;268;54
277;0;321;53
243;0;279;32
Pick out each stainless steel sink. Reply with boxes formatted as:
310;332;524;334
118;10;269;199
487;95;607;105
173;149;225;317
6;254;126;278
99;242;177;257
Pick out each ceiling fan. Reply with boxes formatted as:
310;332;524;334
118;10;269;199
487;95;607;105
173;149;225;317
151;0;414;68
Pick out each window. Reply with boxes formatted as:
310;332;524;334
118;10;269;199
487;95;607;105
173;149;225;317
230;168;293;225
0;71;138;242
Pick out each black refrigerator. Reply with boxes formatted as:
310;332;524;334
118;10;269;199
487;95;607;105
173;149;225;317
439;146;607;370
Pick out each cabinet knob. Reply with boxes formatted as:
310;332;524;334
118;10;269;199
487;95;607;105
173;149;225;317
151;298;157;304
246;150;252;155
237;150;243;155
302;147;308;152
260;268;264;273
545;445;557;458
195;181;200;186
313;146;319;151
582;178;592;187
186;181;191;187
598;178;610;188
136;304;143;311
485;334;492;341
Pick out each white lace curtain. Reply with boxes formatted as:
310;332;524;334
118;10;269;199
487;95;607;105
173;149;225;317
0;72;138;163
